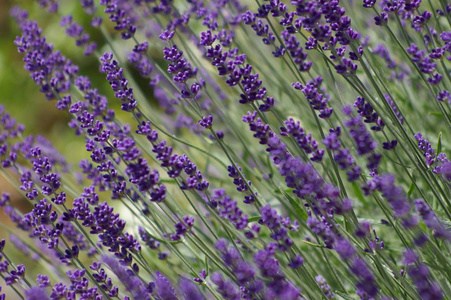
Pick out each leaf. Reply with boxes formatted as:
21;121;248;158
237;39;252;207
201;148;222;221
281;188;308;222
407;177;415;198
301;240;325;248
334;290;357;300
352;182;369;208
436;131;442;155
160;178;176;184
248;216;260;223
204;257;209;277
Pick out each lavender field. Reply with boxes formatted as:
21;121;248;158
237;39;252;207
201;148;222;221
0;0;450;299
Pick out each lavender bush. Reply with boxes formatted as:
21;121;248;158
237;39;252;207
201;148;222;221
1;0;450;299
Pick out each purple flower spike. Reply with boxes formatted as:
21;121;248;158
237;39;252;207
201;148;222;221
155;271;178;300
36;0;58;12
211;272;240;300
100;0;136;39
334;238;355;260
404;250;444;300
5;264;26;285
436;90;451;103
179;277;205;300
227;164;252;195
198;114;213;129
294;77;333;119
281;118;324;162
344;112;378;156
215;239;263;297
415;199;451;241
363;0;376;8
254;243;301;299
25;286;50;300
414;133;436;167
383;140;398;150
316;275;334;299
351;258;378;298
100;53;138;112
288;254;304;269
60;15;97;56
377;174;411;218
159;30;175;41
12;10;78;100
170;216;194;241
440;161;451;181
102;255;148;299
212;189;248;230
259;204;297;250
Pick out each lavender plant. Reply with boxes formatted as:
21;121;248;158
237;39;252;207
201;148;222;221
0;0;450;299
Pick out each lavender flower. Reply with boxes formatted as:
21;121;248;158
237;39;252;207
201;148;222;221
293;77;333;119
211;189;248;230
259;204;298;251
354;97;384;131
102;255;149;299
254;243;301;299
154;271;179;300
170;215;194;241
281;118;325;162
414;132;437;167
215;239;263;297
315;275;335;299
59;15;97;55
415;199;451;241
178;277;205;300
404;249;444;300
343;107;378;156
100;0;136;39
24;286;50;300
376;174;412;218
100;53;138;112
211;272;240;300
